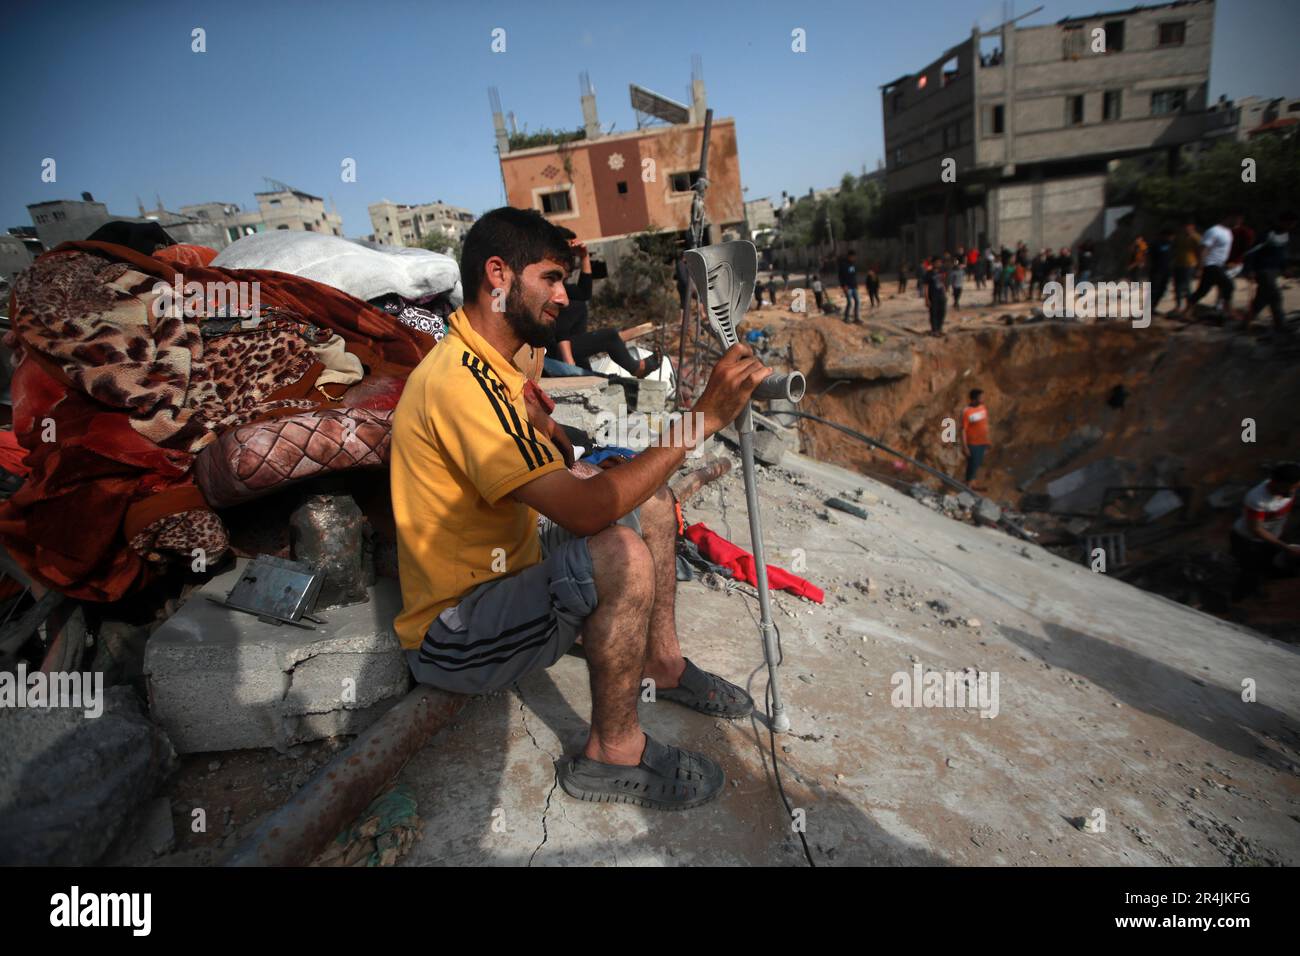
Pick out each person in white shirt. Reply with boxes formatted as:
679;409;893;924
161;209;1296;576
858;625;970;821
1231;462;1300;601
1182;213;1241;320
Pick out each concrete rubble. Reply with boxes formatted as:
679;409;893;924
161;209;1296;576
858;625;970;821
144;559;410;754
0;687;175;865
389;448;1300;867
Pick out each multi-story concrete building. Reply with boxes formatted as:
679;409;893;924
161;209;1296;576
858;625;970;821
496;70;744;247
368;200;474;247
26;196;114;249
254;185;343;237
1204;94;1300;141
177;201;266;246
882;0;1215;259
745;197;776;234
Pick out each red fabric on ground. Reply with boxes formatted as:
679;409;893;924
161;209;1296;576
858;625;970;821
683;521;824;603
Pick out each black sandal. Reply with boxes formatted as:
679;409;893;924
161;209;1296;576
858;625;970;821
656;658;754;719
558;734;724;810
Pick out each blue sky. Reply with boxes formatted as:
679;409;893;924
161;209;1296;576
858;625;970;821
1;0;1296;237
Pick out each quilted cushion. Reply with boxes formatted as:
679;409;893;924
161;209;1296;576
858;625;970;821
195;407;392;507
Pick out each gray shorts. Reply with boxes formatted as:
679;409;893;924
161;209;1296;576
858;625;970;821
404;508;642;695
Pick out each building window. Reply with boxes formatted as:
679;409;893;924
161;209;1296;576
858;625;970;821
541;189;573;213
1151;89;1186;115
617;181;628;194
893;146;904;166
1062;24;1084;59
304;223;314;231
269;199;281;205
892;92;903;114
1104;20;1125;52
1158;21;1185;46
669;170;702;193
1067;95;1085;126
989;104;1005;135
277;225;289;230
1103;90;1122;121
941;55;958;87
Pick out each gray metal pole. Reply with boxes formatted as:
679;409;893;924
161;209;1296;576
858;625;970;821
736;404;790;733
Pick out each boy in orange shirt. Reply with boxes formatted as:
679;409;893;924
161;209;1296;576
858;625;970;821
961;388;991;484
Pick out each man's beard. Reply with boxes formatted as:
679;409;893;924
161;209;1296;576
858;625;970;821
504;283;553;348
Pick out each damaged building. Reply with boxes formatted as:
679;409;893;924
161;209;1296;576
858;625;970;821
882;0;1216;260
495;63;745;256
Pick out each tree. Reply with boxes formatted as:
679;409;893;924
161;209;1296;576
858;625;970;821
1117;136;1300;231
418;231;461;259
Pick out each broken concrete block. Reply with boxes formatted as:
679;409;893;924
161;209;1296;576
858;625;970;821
0;687;175;865
975;498;1003;526
145;559;411;754
823;347;913;381
717;422;792;466
1045;457;1133;513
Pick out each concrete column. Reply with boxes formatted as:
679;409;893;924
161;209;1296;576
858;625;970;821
582;93;601;141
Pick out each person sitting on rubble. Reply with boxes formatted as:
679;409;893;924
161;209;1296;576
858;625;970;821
1230;461;1300;602
390;207;769;810
543;227;661;378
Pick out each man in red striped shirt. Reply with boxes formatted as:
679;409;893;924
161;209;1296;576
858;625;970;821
1230;462;1300;601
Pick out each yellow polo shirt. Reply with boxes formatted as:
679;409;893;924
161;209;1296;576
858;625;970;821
390;308;566;650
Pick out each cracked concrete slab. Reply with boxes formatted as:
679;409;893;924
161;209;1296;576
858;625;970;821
145;559;410;753
395;450;1300;866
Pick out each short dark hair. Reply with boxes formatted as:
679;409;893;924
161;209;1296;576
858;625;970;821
969;388;983;402
459;207;573;303
1271;461;1300;484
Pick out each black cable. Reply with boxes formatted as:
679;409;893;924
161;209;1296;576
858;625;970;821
767;671;815;867
779;409;1037;541
779;409;978;497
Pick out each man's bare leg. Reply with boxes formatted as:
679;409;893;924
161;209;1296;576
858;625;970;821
582;524;654;765
637;485;688;690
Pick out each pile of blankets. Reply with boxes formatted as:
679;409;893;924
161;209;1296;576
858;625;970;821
0;231;461;602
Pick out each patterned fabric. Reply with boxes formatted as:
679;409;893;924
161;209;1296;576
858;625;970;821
129;508;230;566
194;407;393;508
0;240;438;602
370;293;449;342
9;252;205;448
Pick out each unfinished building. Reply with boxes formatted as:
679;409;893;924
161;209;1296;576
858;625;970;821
494;65;744;252
882;0;1215;262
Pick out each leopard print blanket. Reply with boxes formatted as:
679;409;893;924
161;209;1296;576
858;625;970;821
10;250;323;453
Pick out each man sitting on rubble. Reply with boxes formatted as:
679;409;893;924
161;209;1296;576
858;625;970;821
390;207;770;810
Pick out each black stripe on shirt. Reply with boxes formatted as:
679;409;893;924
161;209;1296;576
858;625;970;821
486;371;554;467
462;352;539;470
